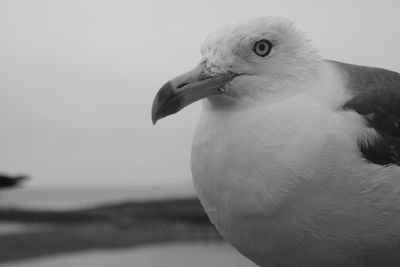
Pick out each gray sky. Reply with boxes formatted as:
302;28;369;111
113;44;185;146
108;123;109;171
0;0;399;187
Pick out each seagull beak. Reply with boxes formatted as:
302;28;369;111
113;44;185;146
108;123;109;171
151;65;238;124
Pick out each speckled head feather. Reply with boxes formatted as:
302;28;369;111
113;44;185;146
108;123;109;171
201;18;321;79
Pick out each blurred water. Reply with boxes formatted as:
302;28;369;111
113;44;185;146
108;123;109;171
0;185;196;210
0;223;27;235
0;186;257;267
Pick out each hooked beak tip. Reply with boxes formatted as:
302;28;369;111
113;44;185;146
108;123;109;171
151;81;183;125
151;111;159;125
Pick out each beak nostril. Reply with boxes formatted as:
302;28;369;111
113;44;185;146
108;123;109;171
177;82;190;89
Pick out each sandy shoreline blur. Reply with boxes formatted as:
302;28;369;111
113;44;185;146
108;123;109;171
1;242;256;267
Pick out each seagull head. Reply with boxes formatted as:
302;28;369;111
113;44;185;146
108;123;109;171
152;17;322;124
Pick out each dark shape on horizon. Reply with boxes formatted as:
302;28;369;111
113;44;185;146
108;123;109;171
0;174;29;190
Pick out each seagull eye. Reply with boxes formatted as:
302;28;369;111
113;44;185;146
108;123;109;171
253;39;272;57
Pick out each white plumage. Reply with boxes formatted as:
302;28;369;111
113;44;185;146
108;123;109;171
152;17;400;267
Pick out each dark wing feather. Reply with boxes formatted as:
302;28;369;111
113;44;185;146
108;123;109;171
328;60;400;166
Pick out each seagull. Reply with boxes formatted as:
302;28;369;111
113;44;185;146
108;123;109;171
151;17;400;267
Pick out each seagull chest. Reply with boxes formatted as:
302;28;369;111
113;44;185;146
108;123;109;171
191;96;344;221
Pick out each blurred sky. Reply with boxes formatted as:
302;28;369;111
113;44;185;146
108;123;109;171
0;0;399;187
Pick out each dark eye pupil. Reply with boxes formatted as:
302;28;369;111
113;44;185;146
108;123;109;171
258;44;266;51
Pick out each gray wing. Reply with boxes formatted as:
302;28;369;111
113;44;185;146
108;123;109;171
328;60;400;166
